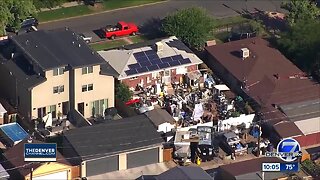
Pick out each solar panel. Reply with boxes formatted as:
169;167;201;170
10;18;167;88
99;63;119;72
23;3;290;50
150;59;162;64
161;57;172;63
172;55;184;61
128;63;141;69
125;69;138;76
140;61;152;67
144;50;156;55
158;62;170;69
1;124;28;142
136;56;149;62
147;54;160;60
136;67;149;73
179;58;192;65
133;52;146;58
169;60;181;66
148;65;159;71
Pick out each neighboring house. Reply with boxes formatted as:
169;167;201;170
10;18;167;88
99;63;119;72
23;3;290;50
0;164;9;180
216;157;286;180
205;37;320;147
0;122;28;147
0;103;6;125
145;108;176;133
0;29;118;122
1;139;80;180
156;166;212;180
62;115;164;178
98;36;203;90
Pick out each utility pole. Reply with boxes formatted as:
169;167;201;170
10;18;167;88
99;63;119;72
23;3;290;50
257;97;265;157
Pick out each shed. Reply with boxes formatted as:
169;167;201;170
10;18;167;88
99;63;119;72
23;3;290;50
0;122;29;147
63;115;164;177
145;109;175;133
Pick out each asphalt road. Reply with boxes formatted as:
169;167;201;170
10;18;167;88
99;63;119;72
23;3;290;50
39;0;284;42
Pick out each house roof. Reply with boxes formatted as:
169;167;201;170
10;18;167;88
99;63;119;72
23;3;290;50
218;157;281;177
64;115;164;160
273;121;303;138
2;139;70;177
294;117;320;135
205;37;320;107
0;56;46;90
279;99;320;122
98;36;203;79
145;109;175;127
0;164;9;179
10;29;117;75
156;166;212;180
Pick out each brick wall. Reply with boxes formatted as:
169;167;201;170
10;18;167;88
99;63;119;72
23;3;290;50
121;64;199;89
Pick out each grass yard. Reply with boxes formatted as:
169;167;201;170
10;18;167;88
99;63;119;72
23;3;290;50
90;39;127;51
215;16;249;28
37;0;165;22
129;35;147;43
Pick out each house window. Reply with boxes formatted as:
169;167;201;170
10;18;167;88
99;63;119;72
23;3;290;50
147;76;151;83
82;85;88;92
53;67;65;76
130;76;138;80
53;85;64;94
164;70;170;76
82;84;93;92
91;99;108;117
88;84;93;91
82;66;93;74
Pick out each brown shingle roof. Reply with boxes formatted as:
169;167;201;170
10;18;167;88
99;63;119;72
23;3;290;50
146;109;175;127
205;37;320;106
3;139;70;177
273;121;303;138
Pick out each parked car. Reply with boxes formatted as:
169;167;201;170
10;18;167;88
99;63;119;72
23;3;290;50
6;17;39;33
220;132;247;156
101;21;138;39
197;126;219;162
78;33;92;43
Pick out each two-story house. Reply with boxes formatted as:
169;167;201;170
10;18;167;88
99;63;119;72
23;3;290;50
0;29;118;122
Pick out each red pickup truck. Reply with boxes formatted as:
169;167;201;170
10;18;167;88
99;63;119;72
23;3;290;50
101;21;139;39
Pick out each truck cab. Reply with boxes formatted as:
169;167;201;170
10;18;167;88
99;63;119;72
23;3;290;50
101;21;138;39
197;126;219;162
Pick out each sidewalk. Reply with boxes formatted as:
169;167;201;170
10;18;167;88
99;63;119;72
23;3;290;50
40;1;83;12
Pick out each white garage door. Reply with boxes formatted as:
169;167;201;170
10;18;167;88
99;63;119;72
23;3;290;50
33;171;67;180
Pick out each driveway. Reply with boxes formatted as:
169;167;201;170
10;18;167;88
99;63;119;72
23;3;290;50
39;0;284;42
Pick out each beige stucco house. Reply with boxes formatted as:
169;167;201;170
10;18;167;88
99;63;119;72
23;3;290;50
0;29;118;122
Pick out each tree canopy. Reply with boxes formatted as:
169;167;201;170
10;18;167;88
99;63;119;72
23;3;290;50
116;82;133;102
281;0;320;26
0;0;36;36
162;7;215;50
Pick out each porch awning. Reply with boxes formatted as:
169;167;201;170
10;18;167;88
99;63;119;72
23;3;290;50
187;70;201;80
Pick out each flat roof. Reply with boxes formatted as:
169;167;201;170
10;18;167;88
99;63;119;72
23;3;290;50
294;117;320;135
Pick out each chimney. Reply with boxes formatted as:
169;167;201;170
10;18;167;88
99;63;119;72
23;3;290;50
155;42;164;53
241;48;250;59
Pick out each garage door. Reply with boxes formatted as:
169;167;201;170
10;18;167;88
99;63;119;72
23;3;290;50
86;155;118;176
33;171;67;180
127;148;159;169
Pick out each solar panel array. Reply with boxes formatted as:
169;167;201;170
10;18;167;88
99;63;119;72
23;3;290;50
125;50;192;76
0;123;29;142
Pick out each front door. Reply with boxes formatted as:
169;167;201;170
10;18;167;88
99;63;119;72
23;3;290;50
62;101;69;115
77;102;84;116
37;107;46;119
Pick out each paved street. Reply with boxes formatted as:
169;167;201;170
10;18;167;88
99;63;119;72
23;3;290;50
39;0;284;42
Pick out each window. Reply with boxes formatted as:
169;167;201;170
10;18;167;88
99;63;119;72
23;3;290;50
164;70;170;76
88;84;93;91
91;99;108;117
82;66;93;74
53;67;64;76
82;85;88;92
124;26;129;30
53;86;59;94
82;84;93;92
53;85;64;94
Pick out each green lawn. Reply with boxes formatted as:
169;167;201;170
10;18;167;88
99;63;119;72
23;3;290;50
37;0;165;22
129;35;147;43
90;39;127;51
215;16;249;28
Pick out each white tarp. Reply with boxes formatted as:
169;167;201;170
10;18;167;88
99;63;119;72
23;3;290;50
0;103;7;118
214;84;230;91
192;103;204;121
43;113;53;128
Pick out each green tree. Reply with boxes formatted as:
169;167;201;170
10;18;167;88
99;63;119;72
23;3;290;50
162;7;215;50
281;0;320;26
116;82;133;102
277;19;320;77
0;0;36;36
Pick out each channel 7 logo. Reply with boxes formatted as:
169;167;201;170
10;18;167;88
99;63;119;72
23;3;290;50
265;138;302;162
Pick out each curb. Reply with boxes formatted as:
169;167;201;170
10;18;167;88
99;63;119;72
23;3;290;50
40;0;169;24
